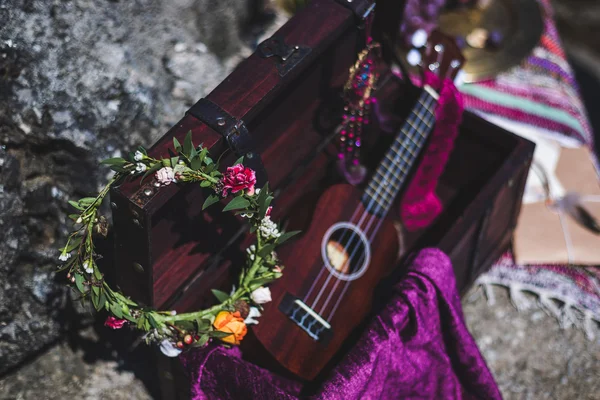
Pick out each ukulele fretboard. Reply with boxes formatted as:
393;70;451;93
362;88;438;216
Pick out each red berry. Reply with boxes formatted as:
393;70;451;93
176;341;184;349
184;335;193;345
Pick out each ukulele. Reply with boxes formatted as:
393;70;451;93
252;31;464;381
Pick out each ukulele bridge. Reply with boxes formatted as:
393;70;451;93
279;293;333;343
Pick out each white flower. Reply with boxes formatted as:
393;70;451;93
134;151;144;161
83;261;94;274
159;340;182;357
135;163;147;173
259;216;281;239
254;188;261;196
250;287;272;304
59;252;71;262
246;245;256;260
240;212;254;218
155;167;175;186
244;307;262;325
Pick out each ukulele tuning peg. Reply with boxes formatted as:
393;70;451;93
407;48;422;67
445;59;461;80
411;29;428;48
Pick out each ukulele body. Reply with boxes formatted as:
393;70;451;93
252;183;401;381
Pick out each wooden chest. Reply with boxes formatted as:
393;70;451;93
109;0;534;397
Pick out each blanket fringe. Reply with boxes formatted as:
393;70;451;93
476;281;599;340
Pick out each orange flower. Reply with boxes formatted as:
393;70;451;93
213;311;247;345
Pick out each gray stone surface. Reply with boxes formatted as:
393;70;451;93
463;287;600;400
1;286;598;400
0;0;271;375
0;327;153;400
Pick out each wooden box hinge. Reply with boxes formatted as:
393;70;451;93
257;35;311;77
186;98;268;187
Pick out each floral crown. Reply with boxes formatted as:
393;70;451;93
58;131;298;356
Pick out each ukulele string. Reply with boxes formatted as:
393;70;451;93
316;92;437;318
318;100;431;316
326;96;436;320
304;92;429;307
302;206;362;303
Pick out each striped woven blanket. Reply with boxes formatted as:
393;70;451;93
459;0;594;148
460;0;600;338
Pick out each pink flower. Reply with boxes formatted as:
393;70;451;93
156;167;175;186
266;206;272;217
220;164;256;197
273;265;282;273
104;316;127;329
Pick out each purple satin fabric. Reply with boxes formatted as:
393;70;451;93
180;249;501;400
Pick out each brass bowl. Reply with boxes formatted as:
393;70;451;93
438;0;543;83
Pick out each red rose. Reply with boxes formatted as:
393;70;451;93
104;316;127;329
220;164;256;197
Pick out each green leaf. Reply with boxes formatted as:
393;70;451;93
94;266;103;281
173;137;182;152
191;158;203;171
147;314;159;329
174;320;195;332
92;291;100;310
99;291;107;310
193;334;210;347
79;197;98;206
198;147;208;164
111;303;123;319
113;292;138;306
204;156;213;165
223;196;250;212
211;289;230;303
138;146;148;156
183;131;194;157
100;157;127;166
250;277;275;287
123;313;137;322
68;200;85;211
64;236;83;252
170;156;179;169
233;156;244;166
74;273;86;293
209;330;235;339
258;244;275;258
195;318;210;332
257;183;271;218
110;165;128;173
202;194;220;210
136;315;146;330
140;162;162;184
276;230;301;245
92;285;100;296
199;180;212;188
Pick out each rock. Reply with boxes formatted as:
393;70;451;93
0;0;273;374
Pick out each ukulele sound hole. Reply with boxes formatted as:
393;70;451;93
321;222;371;282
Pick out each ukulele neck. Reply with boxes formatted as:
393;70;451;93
361;87;438;217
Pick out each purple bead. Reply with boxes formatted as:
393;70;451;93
352;159;359;165
356;140;361;147
338;153;344;159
